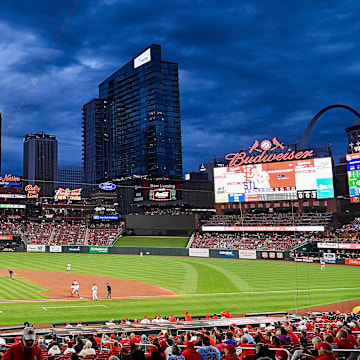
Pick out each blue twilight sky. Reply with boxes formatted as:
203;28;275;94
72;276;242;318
0;0;360;177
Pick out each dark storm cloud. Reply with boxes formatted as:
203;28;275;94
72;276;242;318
1;0;360;175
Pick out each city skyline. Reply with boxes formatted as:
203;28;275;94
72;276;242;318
0;1;359;177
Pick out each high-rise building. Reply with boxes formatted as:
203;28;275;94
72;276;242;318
82;99;110;184
23;132;58;197
58;167;84;189
82;44;183;183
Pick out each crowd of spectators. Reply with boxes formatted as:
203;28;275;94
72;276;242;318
2;311;360;360
3;220;125;247
203;213;333;227
142;208;193;216
190;232;317;251
334;218;360;238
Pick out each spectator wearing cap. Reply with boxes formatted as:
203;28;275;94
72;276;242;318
238;336;255;360
182;342;201;360
3;326;43;360
224;344;238;360
303;342;337;360
197;337;221;360
160;340;172;360
168;345;185;360
130;342;146;360
148;346;162;360
185;311;192;322
140;316;151;325
108;341;122;356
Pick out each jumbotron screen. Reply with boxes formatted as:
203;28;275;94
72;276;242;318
214;157;334;203
346;153;360;203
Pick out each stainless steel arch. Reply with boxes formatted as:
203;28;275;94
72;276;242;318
299;104;360;149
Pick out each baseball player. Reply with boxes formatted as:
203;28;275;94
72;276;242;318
92;283;98;301
8;269;13;279
71;283;76;297
67;263;71;272
321;259;326;271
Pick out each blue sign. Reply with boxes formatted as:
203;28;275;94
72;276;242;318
93;215;119;221
218;250;236;258
316;178;334;199
99;182;116;191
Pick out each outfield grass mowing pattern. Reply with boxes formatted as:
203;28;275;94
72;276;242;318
0;276;50;300
0;253;359;325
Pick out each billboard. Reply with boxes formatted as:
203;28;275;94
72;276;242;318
346;153;360;203
214;157;334;203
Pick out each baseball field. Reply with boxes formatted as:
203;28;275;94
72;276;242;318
0;252;359;326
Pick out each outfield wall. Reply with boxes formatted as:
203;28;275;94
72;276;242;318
23;245;347;265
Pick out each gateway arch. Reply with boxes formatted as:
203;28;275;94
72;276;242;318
299;104;360;149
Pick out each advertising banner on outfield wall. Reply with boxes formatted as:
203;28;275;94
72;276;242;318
345;259;360;266
324;253;336;264
50;245;62;253
189;248;209;257
89;246;109;254
317;242;339;249
68;246;81;253
27;244;45;252
218;250;236;258
238;250;257;260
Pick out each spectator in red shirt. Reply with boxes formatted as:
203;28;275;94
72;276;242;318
303;342;337;360
182;342;201;360
215;335;226;355
238;336;255;360
3;326;43;360
337;329;354;349
224;345;238;360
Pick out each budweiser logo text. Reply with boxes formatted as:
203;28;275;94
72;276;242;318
225;149;314;167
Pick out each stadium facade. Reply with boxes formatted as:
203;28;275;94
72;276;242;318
82;44;183;184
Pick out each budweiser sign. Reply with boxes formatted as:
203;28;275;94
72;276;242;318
55;188;82;200
25;184;41;199
226;138;314;167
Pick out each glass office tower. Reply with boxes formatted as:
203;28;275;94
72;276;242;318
83;44;182;183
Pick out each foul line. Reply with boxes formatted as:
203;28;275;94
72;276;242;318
42;305;108;311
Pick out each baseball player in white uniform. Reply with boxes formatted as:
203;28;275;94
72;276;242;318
67;263;71;272
92;283;98;301
321;259;325;271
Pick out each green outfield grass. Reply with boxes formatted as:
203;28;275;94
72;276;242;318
114;236;188;247
0;252;359;325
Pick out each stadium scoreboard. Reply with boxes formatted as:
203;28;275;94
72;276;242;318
346;153;360;203
214;157;334;203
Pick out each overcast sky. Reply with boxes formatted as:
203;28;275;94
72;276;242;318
1;0;360;176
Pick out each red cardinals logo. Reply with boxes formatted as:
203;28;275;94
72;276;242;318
249;137;285;153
